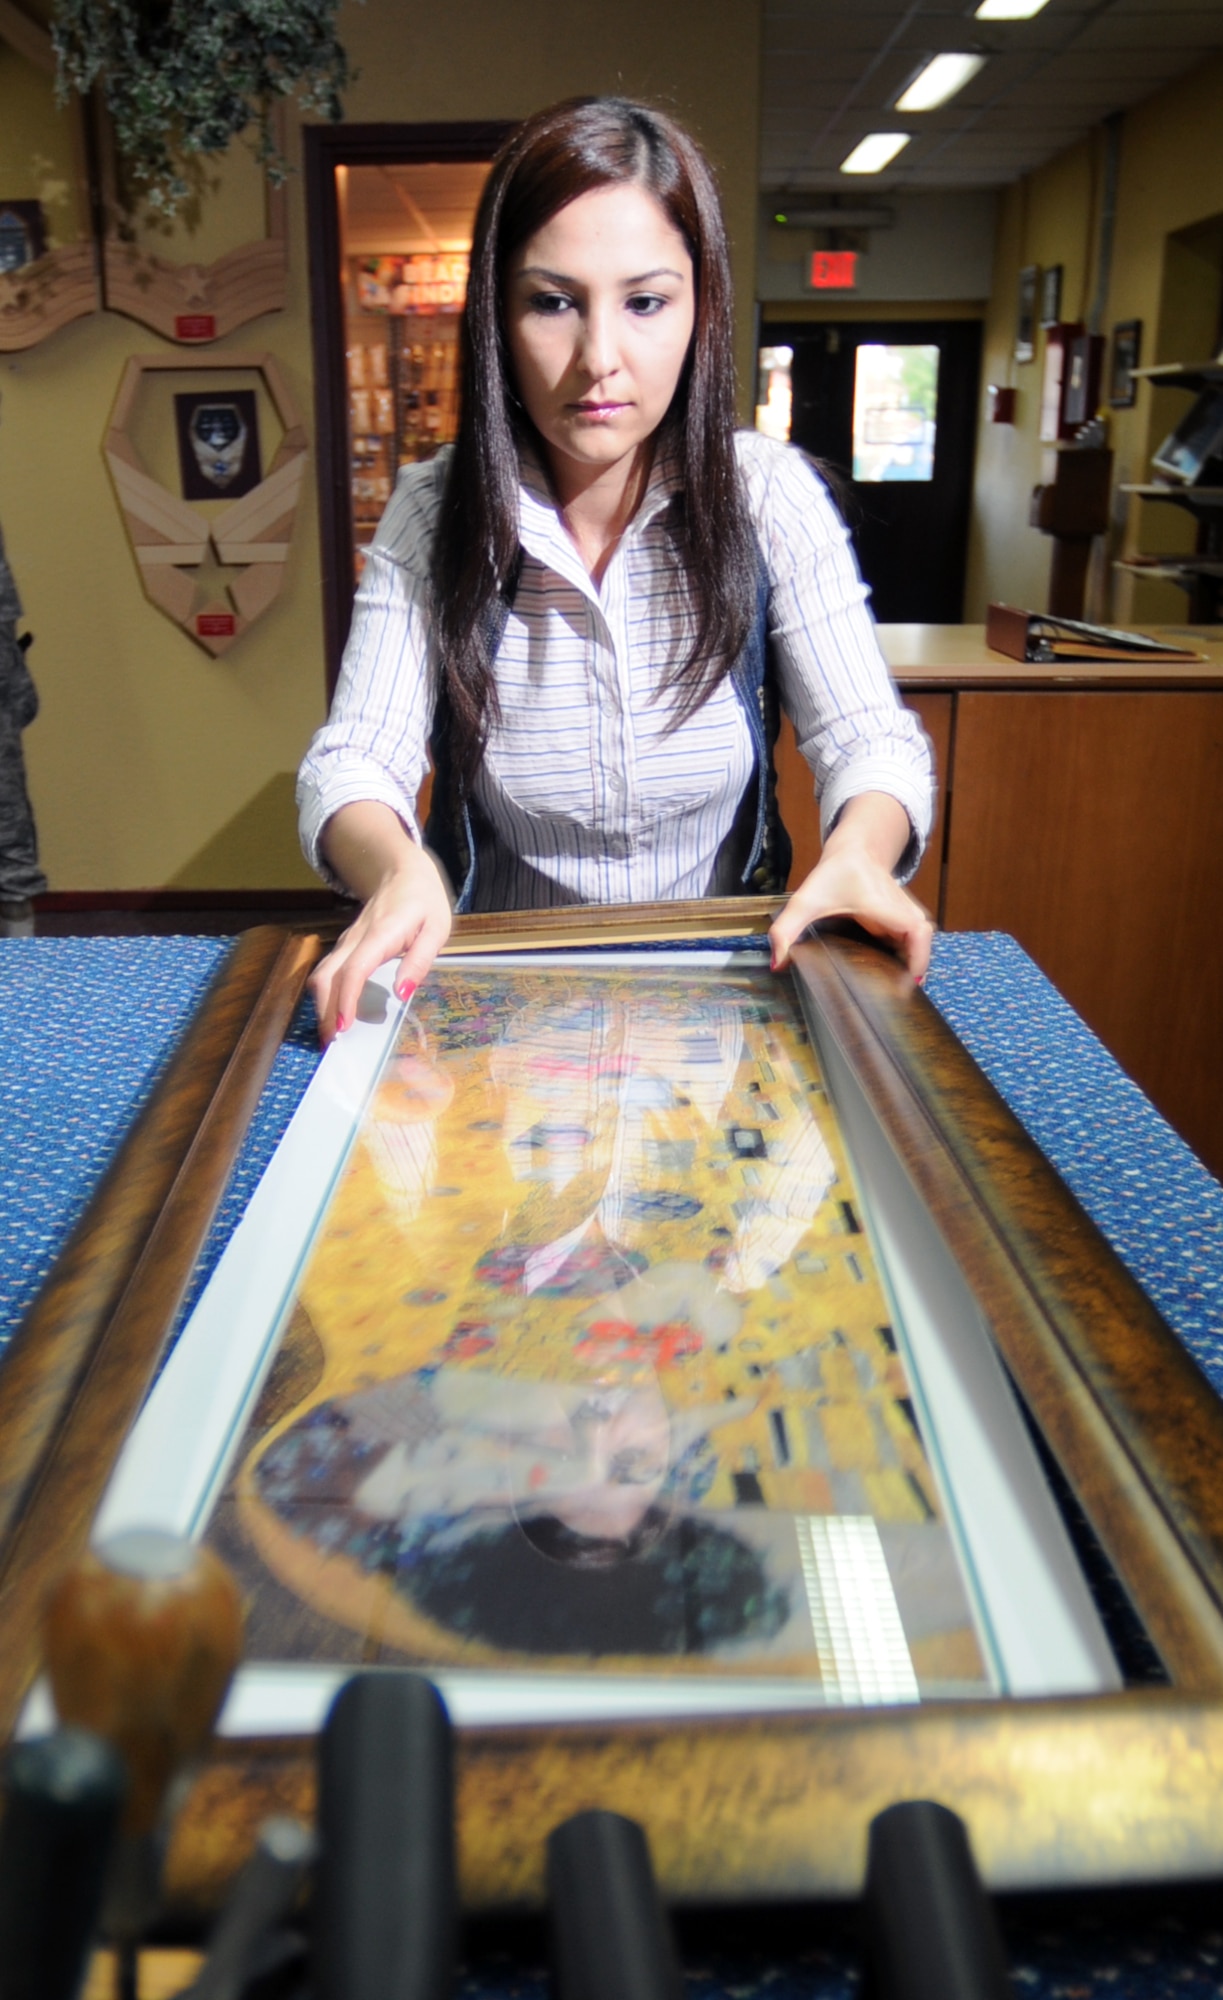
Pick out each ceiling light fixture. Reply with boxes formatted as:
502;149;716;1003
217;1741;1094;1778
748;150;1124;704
840;133;911;175
895;52;987;112
772;205;896;229
974;0;1050;19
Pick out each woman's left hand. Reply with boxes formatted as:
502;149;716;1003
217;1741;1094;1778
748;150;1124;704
768;791;934;983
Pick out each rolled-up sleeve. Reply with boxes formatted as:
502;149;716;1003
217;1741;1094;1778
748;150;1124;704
742;436;933;882
297;468;441;887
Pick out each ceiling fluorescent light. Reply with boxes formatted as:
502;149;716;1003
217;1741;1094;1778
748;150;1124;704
895;52;986;112
840;133;911;175
974;0;1050;18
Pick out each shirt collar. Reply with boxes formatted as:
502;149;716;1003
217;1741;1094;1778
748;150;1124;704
516;439;683;587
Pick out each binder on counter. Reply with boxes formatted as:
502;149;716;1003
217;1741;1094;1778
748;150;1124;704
985;602;1203;664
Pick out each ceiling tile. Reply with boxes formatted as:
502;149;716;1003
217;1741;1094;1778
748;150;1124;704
1077;12;1223;47
759;1;1218;204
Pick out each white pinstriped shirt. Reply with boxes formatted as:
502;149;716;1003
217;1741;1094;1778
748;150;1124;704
297;430;932;910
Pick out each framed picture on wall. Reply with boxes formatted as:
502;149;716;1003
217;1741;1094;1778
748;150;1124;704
175;388;263;501
1039;264;1062;329
1015;264;1039;363
1110;320;1142;408
105;351;308;657
1063;332;1105;431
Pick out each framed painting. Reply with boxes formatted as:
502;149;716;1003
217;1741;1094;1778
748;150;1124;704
5;903;1223;1920
1110;319;1143;409
1015;264;1039;364
1039;263;1062;330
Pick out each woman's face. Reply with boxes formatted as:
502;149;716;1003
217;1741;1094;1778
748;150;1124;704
503;183;696;497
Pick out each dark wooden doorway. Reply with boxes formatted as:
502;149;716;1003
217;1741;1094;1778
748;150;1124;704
767;318;982;622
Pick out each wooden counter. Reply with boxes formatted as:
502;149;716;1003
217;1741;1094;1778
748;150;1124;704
775;625;1223;1181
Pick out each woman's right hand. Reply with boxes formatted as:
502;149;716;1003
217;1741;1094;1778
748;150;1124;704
309;803;454;1043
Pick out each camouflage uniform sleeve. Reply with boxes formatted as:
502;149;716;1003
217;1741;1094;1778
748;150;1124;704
0;526;38;731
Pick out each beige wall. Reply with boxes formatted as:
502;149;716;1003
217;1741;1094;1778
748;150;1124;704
966;53;1223;624
0;41;83;247
0;0;762;890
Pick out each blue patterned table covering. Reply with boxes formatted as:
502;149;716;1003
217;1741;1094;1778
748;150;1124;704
1;928;1222;2000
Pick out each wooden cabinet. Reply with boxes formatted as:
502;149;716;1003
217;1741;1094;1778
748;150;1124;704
776;626;1223;1182
775;695;952;920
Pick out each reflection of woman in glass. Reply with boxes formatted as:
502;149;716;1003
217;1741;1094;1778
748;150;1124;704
360;1047;454;1224
489;985;835;1293
299;96;933;1041
254;1365;789;1658
362;981;834;1300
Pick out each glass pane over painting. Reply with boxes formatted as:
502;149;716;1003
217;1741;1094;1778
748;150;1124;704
204;961;994;1702
338;160;490;579
852;343;939;482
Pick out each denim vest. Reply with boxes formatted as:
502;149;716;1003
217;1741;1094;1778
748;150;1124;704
425;550;790;912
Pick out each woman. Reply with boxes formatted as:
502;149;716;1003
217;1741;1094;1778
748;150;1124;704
299;97;933;1041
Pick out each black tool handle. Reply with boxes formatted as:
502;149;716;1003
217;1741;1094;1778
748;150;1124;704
182;1815;315;2000
864;1799;1011;2000
547;1809;683;2000
314;1672;455;2000
0;1726;127;2000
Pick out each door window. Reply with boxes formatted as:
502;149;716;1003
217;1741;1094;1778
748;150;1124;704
851;343;939;483
755;344;794;442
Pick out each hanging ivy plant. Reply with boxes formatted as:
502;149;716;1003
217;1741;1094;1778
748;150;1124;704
52;0;356;217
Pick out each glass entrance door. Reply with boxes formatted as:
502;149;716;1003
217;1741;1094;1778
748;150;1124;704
757;319;983;623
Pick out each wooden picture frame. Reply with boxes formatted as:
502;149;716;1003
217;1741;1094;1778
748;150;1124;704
5;904;1223;1920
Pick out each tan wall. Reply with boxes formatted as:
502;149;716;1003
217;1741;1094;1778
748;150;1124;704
761;299;986;325
0;0;762;889
966;53;1223;624
0;41;83;247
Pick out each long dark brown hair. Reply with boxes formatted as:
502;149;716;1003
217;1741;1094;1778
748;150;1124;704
431;95;759;784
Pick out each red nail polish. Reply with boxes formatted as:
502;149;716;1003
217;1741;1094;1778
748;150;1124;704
335;1012;348;1033
395;978;417;1004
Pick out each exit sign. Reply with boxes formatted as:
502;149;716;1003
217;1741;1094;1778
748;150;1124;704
810;250;858;291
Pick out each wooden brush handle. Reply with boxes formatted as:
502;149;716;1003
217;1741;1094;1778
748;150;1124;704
43;1530;243;1839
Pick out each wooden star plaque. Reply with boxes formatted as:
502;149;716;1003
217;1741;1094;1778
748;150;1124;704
103;349;308;656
